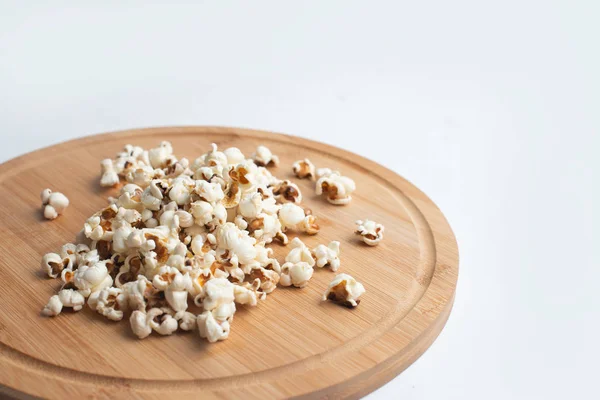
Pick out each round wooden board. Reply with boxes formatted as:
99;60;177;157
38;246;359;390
0;127;458;399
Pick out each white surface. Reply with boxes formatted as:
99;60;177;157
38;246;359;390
0;1;598;399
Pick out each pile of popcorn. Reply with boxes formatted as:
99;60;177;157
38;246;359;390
40;141;378;343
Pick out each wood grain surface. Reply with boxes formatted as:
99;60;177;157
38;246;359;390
0;126;459;399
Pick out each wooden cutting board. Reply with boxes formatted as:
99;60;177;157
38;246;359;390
0;126;458;399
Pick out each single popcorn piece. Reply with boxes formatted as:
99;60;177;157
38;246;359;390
200;278;235;311
148;307;179;336
315;171;356;205
251;145;279;167
177;311;197;331
322;273;365;308
40;188;69;220
223;147;245;165
279;261;314;288
245;266;280;293
315;167;334;179
278;203;319;235
233;279;265;306
355;219;385;246
100;159;120;187
196;278;236;342
270;180;302;204
285;237;315;267
41;252;69;279
312;241;341;271
197;309;231;343
42;289;86;316
88;287;127;321
292;159;316;180
130;310;153;339
72;260;114;297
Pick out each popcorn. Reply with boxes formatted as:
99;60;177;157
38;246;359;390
141;208;158;228
197;309;231;343
233;279;265;306
316;168;334;179
246;266;280;293
164;157;192;178
129;307;178;338
141;180;166;211
40;188;69;220
278;203;319;235
200;143;228;169
41;295;63;316
41;252;69;279
42;289;85;316
278;203;306;229
148;141;174;169
200;278;235;311
125;164;158;188
251;145;279;167
322;273;365;308
177;311;197;331
174;210;194;228
88;287;127;321
229;160;258;187
117;184;144;211
83;205;117;241
148;307;179;336
130;310;153;339
196;278;236;342
312;241;341;271
39;141;343;344
169;177;193;205
100;159;120;187
279;262;314;288
292;159;316;180
253;245;281;273
238;192;263;219
254;166;279;186
246;213;285;244
121;275;153;310
316;171;355;205
355;219;384;246
271;180;302;204
222;181;241;209
153;267;193;314
195;180;225;203
223;147;245;165
73;260;113;297
285;237;315;267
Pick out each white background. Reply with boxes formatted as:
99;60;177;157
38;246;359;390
0;1;598;399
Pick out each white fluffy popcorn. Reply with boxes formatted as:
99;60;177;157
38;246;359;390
285;237;315;267
41;252;68;278
251;145;279;167
323;273;365;308
88;287;127;321
41;141;340;343
100;159;119;187
279;261;314;288
312;241;341;271
355;219;385;246
316;171;356;205
40;188;69;220
292;158;316;180
271;180;302;204
223;147;245;165
278;203;319;235
197;309;231;343
42;289;85;316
